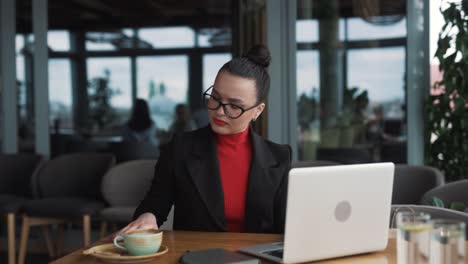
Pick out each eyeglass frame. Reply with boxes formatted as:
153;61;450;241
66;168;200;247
202;86;261;119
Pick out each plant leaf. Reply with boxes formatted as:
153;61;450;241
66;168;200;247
449;202;466;211
431;197;445;208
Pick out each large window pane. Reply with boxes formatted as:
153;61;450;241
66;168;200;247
296;20;319;43
49;59;73;128
348;48;405;107
87;58;132;127
139;27;195;49
347;18;406;41
16;35;26;116
296;0;407;164
297;51;320;160
203;53;231;89
48;30;70;51
197;28;232;47
85;32;126;51
137;56;189;130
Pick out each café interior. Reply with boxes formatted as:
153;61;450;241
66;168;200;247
0;0;467;263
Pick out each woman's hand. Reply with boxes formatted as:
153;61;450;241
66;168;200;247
109;213;158;240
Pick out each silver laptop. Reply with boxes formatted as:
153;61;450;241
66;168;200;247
238;163;394;264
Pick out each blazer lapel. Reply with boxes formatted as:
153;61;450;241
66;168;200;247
244;127;283;232
186;127;226;231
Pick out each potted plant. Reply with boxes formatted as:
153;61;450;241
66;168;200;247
425;1;468;181
87;69;121;131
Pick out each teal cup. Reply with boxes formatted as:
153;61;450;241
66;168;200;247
113;229;162;256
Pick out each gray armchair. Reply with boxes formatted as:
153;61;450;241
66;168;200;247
108;141;159;163
99;160;173;238
316;147;373;164
0;154;43;264
421;179;468;207
392;165;445;204
291;160;341;168
18;153;115;263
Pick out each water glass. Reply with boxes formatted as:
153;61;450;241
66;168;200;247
396;212;432;264
429;219;465;264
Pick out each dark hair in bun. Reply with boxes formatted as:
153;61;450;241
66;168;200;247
245;45;271;68
218;45;271;103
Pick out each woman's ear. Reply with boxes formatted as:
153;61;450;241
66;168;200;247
255;103;266;119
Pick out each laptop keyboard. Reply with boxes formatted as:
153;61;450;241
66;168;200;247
264;249;284;259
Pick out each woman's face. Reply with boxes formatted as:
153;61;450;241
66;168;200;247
208;71;265;135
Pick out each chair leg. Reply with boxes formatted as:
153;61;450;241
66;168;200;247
18;215;31;264
7;213;16;264
56;224;64;257
100;221;108;239
41;225;55;259
83;214;91;247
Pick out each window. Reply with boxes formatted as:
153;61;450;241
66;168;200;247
296;20;319;43
197;28;232;47
296;0;407;163
49;59;73;128
48;31;70;51
87;58;132;126
136;56;189;130
203;53;231;89
139;27;195;49
346;17;406;41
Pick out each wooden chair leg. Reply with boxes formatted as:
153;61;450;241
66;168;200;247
56;224;64;257
41;225;55;259
83;214;91;247
18;215;31;264
100;221;108;239
7;213;16;264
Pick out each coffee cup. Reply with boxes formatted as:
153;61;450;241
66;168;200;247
113;229;162;256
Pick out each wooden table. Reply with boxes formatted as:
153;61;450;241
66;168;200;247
51;230;468;264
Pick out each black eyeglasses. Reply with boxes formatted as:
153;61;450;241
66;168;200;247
202;86;259;119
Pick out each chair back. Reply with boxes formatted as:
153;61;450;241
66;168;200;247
390;205;468;238
317;147;372;164
101;160;156;207
392;165;444;204
35;153;115;199
291;160;341;168
0;154;43;197
109;142;159;163
421;179;468;206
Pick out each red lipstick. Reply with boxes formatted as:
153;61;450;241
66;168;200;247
213;118;228;126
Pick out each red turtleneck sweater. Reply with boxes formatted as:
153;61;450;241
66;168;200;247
216;128;252;232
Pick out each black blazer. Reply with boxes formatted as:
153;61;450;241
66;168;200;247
134;125;291;233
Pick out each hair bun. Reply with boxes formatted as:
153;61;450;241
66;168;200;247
244;45;271;68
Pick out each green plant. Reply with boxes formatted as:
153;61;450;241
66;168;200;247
425;2;468;181
431;197;466;212
340;87;369;126
297;88;319;129
87;69;121;130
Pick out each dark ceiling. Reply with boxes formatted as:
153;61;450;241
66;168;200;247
16;0;232;33
15;0;406;34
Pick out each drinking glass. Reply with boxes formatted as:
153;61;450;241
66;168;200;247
429;219;465;264
396;211;432;264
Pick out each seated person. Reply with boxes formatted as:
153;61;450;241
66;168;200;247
169;104;196;134
122;98;159;147
118;45;291;235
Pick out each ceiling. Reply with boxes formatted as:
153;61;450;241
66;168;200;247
15;0;406;34
16;0;233;33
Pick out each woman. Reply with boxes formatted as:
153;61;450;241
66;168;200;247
122;98;159;147
119;45;291;234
